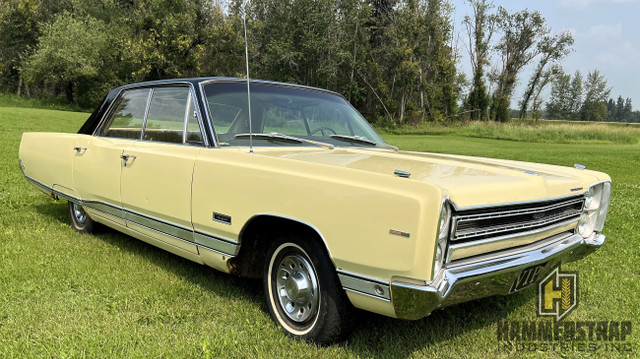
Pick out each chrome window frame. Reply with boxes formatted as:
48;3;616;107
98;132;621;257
93;81;210;148
96;87;151;139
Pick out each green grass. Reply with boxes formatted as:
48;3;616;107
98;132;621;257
379;120;640;144
0;93;88;113
1;105;639;358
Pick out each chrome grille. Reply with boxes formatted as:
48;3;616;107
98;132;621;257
452;196;584;242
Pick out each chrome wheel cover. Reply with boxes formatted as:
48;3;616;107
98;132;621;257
275;253;319;323
72;203;87;225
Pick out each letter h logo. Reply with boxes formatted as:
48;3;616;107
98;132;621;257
538;264;578;321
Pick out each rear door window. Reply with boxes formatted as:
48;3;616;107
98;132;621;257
101;88;150;139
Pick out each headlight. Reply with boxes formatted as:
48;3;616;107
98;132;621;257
433;200;451;276
578;182;611;238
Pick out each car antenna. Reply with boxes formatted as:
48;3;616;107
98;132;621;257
242;1;253;154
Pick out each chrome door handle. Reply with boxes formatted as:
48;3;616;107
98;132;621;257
73;146;87;152
121;154;137;167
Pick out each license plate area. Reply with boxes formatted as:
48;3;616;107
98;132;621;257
509;264;545;293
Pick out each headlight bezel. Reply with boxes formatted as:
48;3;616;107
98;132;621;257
432;197;451;277
578;181;611;238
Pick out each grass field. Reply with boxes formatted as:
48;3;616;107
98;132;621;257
1;106;638;358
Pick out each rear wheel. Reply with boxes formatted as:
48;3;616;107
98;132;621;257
68;201;96;233
264;236;355;344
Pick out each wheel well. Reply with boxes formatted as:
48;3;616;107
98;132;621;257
228;215;330;278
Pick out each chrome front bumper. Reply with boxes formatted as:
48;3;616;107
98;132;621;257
391;232;605;320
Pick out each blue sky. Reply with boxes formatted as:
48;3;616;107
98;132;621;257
450;0;640;108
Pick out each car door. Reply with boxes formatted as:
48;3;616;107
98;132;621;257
119;86;203;254
73;88;152;226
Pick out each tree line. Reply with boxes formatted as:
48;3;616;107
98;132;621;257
546;69;640;123
0;0;636;124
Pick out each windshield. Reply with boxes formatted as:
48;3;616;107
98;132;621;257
202;82;385;148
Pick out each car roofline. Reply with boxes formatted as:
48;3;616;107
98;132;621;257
112;77;345;99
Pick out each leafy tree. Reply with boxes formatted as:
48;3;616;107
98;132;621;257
0;0;40;93
463;0;494;121
579;69;610;122
519;31;573;119
623;97;633;122
568;71;583;119
615;95;625;122
21;13;115;105
491;7;548;121
606;98;617;122
545;69;571;120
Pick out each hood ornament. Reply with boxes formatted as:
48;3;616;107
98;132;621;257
394;170;411;178
574;164;586;170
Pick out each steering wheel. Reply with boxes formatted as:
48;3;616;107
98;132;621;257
310;127;337;136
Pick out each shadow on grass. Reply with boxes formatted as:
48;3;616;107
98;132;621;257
33;202;264;303
345;290;535;357
35;201;536;357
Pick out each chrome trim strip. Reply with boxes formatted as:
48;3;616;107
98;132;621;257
54;191;80;204
337;270;391;301
83;201;123;219
453;211;581;241
195;243;235;257
22;176;237;256
24;176;53;195
124;210;193;242
447;231;574;269
126;220;198;253
343;288;391;303
447;227;576;263
23;176;81;204
455;197;583;223
194;232;238;256
182;91;192;144
198;80;219;147
140;88;154;140
450;192;588;211
187;84;210;147
336;269;388;285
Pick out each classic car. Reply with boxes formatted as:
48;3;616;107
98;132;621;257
19;78;611;343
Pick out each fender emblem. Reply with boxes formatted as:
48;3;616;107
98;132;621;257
389;229;410;238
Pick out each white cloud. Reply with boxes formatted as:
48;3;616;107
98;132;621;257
559;0;594;9
594;41;640;68
587;23;623;43
559;0;639;8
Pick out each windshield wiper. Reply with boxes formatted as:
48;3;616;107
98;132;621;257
329;135;399;152
235;133;334;150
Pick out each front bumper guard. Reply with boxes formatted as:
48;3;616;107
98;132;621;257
391;232;605;320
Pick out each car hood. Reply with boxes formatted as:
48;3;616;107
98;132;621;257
255;147;607;208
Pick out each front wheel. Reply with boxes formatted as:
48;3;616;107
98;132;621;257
264;236;355;344
68;201;96;233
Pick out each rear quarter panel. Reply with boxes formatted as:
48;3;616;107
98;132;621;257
19;132;87;198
